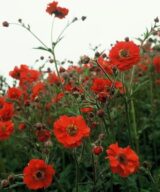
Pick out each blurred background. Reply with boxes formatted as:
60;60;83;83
0;0;159;79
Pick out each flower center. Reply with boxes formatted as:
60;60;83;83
119;49;129;58
117;154;127;164
66;124;78;136
34;170;45;180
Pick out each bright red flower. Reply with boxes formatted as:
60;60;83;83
0;102;14;121
91;78;125;99
7;87;23;100
53;115;90;148
106;143;139;177
9;65;29;80
153;56;160;73
31;82;46;99
23;159;55;190
109;41;140;71
91;78;112;94
46;1;69;19
0;121;14;140
20;69;41;87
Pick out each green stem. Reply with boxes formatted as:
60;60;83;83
10;23;49;49
130;98;139;153
73;149;79;192
91;154;97;191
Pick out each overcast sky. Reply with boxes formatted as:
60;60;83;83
0;0;160;79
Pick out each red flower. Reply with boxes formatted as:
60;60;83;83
80;107;93;113
31;82;46;99
92;146;103;155
91;78;112;94
46;1;69;19
0;102;14;121
109;41;140;71
23;159;55;190
20;69;41;87
0;121;14;140
7;87;23;100
35;129;51;142
18;123;26;131
153;56;160;73
9;65;29;80
53;115;90;148
47;72;62;85
97;56;113;75
51;92;64;104
106;143;139;177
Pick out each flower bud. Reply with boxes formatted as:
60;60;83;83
1;179;9;188
92;146;103;155
97;109;105;118
2;21;9;27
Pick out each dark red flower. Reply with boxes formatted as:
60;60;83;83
153;56;160;73
106;143;139;177
53;115;90;148
92;146;103;155
23;159;55;190
35;129;51;142
46;1;69;19
18;123;26;131
109;41;140;71
0;121;14;140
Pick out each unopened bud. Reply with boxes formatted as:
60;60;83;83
2;21;9;27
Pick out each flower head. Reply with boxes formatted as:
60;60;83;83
53;115;90;148
106;143;139;177
23;159;55;190
109;41;140;71
0;121;14;141
46;1;69;19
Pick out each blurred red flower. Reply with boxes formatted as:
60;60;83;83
46;1;69;19
9;65;29;80
0;121;14;140
92;145;103;155
23;159;55;190
106;143;139;177
0;102;14;121
97;56;113;75
80;107;93;113
53;115;90;147
7;87;23;100
153;56;160;73
35;129;51;142
109;41;140;71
